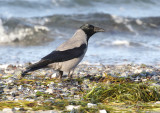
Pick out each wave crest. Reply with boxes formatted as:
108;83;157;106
0;18;52;45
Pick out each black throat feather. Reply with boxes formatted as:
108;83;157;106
82;30;95;42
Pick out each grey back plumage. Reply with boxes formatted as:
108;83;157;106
56;29;87;51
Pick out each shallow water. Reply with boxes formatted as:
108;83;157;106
0;0;160;65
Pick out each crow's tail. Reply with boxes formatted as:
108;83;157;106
21;60;49;77
21;69;32;77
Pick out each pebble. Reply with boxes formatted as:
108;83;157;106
29;110;59;113
44;99;54;103
18;85;23;90
140;73;146;77
121;72;127;77
134;69;142;73
45;88;54;94
134;76;141;82
65;105;80;111
151;76;159;81
99;110;107;113
48;82;56;88
87;103;97;108
151;83;160;87
151;71;157;76
58;83;63;86
6;79;15;84
26;98;35;102
142;78;147;82
154;101;160;104
2;108;13;113
51;73;57;78
12;107;24;111
4;69;15;74
74;95;80;99
0;63;160;112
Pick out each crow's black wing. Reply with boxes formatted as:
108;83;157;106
42;44;87;62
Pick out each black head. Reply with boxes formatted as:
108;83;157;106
80;24;104;41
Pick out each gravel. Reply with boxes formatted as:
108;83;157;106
0;63;160;112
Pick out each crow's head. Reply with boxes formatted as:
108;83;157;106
80;24;104;39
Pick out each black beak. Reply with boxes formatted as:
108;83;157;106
94;26;105;32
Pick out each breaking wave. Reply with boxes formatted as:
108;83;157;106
0;13;160;45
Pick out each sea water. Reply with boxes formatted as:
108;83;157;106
0;0;160;65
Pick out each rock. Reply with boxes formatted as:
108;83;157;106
48;82;56;88
3;87;12;94
99;109;107;113
151;83;160;87
65;105;80;111
151;76;159;81
140;73;146;77
11;92;19;97
12;107;24;111
142;78;147;82
71;88;77;95
36;81;41;86
25;98;35;102
74;95;80;99
45;88;54;94
6;96;15;101
51;73;57;78
134;69;142;74
4;69;14;74
29;110;59;113
83;84;89;90
18;85;24;90
154;101;160;104
6;79;15;84
134;76;141;82
145;72;151;76
42;110;59;113
58;83;63;86
121;72;127;77
87;103;97;108
2;108;13;113
0;89;3;94
79;72;86;75
44;99;54;104
12;107;20;111
90;69;98;75
150;71;157;76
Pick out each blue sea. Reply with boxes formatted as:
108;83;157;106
0;0;160;65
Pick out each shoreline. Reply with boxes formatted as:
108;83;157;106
0;63;160;112
1;62;160;78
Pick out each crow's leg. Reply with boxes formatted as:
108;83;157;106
58;71;63;80
68;70;74;79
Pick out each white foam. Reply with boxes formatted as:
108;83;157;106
0;19;8;43
112;40;130;46
34;25;49;32
0;19;49;44
111;15;124;24
136;19;143;25
0;19;31;43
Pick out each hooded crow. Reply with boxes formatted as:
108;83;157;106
21;24;104;79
